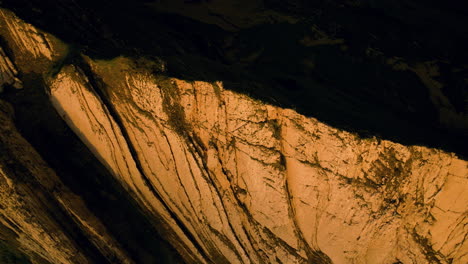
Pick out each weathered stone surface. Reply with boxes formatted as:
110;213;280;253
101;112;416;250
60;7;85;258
0;46;22;92
0;5;467;264
0;8;67;73
0;9;59;61
0;100;133;264
46;55;465;263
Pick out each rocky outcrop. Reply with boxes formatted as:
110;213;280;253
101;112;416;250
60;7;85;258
0;46;22;92
0;10;150;264
0;99;134;264
44;55;467;263
0;5;467;264
0;9;62;62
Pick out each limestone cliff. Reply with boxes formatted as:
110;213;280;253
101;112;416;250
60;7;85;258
0;5;467;264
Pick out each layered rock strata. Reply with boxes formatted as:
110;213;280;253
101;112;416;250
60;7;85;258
0;46;22;92
0;99;133;264
0;7;467;264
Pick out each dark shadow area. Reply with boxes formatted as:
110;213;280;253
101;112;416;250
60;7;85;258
0;239;32;264
0;74;182;263
1;0;467;158
0;1;467;262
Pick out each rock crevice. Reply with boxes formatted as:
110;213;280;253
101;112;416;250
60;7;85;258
0;6;466;264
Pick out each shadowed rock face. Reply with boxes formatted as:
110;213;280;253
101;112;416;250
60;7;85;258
1;0;467;157
0;2;467;264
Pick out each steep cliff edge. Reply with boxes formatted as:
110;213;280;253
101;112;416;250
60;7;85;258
0;5;467;264
47;56;467;263
0;99;135;264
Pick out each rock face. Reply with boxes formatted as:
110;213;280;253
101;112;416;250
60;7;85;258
0;5;467;264
0;46;22;92
0;100;133;264
47;57;468;264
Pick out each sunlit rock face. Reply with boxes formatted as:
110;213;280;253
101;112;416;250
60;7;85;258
0;100;134;264
0;5;467;264
47;56;468;264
